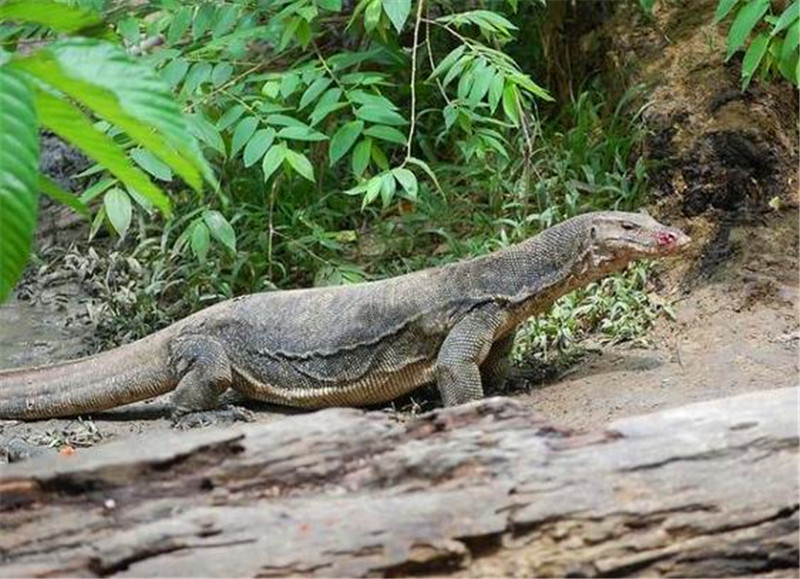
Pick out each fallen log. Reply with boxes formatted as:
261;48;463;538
1;387;797;578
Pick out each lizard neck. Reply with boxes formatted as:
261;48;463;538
455;216;592;302
451;215;632;326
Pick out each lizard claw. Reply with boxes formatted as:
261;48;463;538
171;404;254;430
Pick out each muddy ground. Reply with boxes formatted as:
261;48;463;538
1;0;798;461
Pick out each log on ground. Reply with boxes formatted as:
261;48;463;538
1;387;798;577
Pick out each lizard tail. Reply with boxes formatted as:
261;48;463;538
0;331;177;419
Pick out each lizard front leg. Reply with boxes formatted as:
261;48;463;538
435;304;507;406
169;335;250;426
480;333;515;394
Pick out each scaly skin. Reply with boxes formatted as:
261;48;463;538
0;211;690;420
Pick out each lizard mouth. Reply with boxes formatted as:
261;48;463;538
656;229;691;253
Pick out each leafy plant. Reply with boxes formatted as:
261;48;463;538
0;0;213;301
513;260;674;363
716;0;798;89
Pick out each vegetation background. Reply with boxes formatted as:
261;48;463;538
0;0;797;371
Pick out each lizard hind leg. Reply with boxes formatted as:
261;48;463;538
169;335;233;416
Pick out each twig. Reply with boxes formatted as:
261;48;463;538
405;0;425;162
425;8;451;105
312;39;349;99
267;176;279;280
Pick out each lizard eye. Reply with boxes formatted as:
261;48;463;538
621;222;635;231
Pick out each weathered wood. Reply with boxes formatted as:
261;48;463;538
1;388;798;577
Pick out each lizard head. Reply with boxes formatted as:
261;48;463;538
587;211;690;265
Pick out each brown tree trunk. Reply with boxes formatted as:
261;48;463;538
1;387;797;577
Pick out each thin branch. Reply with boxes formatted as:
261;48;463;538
405;0;425;162
312;39;350;101
425;9;451;105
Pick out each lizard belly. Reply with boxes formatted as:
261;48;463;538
228;325;444;409
231;359;435;408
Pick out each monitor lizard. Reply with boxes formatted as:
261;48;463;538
0;211;689;420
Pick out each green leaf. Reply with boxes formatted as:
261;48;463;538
231;116;259;157
364;0;382;33
203;209;236;253
355;106;408;126
213;5;239;37
361;175;383;207
32;85;171;215
193;4;214;40
380;171;397;206
442;54;472;87
351;138;372;177
188;113;226;157
347;90;399;109
13;38;212;192
104;188;133;238
262;80;281;99
211;62;233;87
319;0;343;11
443;103;458;130
278;17;305;52
363;124;407;144
191;220;210;261
280;73;301;98
39;175;89;217
299;76;333;110
262;143;287;181
715;0;741;22
285;149;315;182
130;148;173;182
266;114;307;127
330;120;364;165
0;68;39;302
276;125;329;141
243;128;276;168
309;88;346;125
371;143;389;170
161;58;189;90
392;167;418;200
741;32;770;88
781;16;800;61
502;82;520;126
216;104;245;131
508;71;553;101
488;70;504;113
118;17;140;45
468;61;495;105
638;0;655;14
0;0;105;36
167;6;192;44
182;61;212;95
126;186;155;212
79;177;115;204
457;63;474;100
772;0;799;35
429;45;467;80
727;0;770;59
406;156;442;193
382;0;411;33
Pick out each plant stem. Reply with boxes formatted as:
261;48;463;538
425;8;451;105
405;0;425;162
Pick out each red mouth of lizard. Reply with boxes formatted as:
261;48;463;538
656;231;679;248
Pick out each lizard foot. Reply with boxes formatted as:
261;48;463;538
171;405;254;430
2;438;47;463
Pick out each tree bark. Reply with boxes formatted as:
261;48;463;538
1;387;798;578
